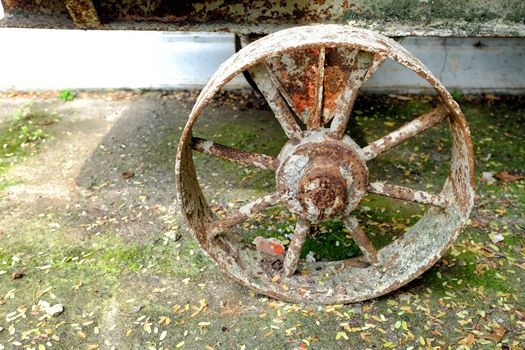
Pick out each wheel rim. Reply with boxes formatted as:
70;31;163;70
176;25;475;304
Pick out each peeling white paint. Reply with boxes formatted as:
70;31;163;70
201;139;214;153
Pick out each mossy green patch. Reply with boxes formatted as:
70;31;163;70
0;178;23;192
345;0;524;24
0;216;206;282
0;213;212;347
0;104;59;190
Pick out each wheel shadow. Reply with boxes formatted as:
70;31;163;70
75;93;190;203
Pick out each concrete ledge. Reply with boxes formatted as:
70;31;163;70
0;29;523;93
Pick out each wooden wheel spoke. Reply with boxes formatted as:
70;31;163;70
206;191;282;240
191;136;278;171
368;182;448;208
309;47;325;130
282;219;310;277
328;51;385;138
266;47;327;129
248;65;302;139
362;105;449;161
344;218;378;266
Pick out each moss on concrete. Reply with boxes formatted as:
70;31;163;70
344;0;525;24
0;104;59;192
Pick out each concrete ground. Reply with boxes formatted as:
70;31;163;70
0;90;524;349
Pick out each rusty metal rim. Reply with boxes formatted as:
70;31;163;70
175;25;475;304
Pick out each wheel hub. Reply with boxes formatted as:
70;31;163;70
297;165;348;216
277;130;368;221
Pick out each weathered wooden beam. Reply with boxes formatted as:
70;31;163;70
65;0;100;29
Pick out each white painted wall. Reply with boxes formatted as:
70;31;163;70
0;29;246;90
0;28;523;93
366;37;525;94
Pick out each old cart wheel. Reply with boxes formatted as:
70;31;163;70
176;25;474;304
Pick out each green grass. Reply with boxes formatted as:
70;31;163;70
58;89;75;101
